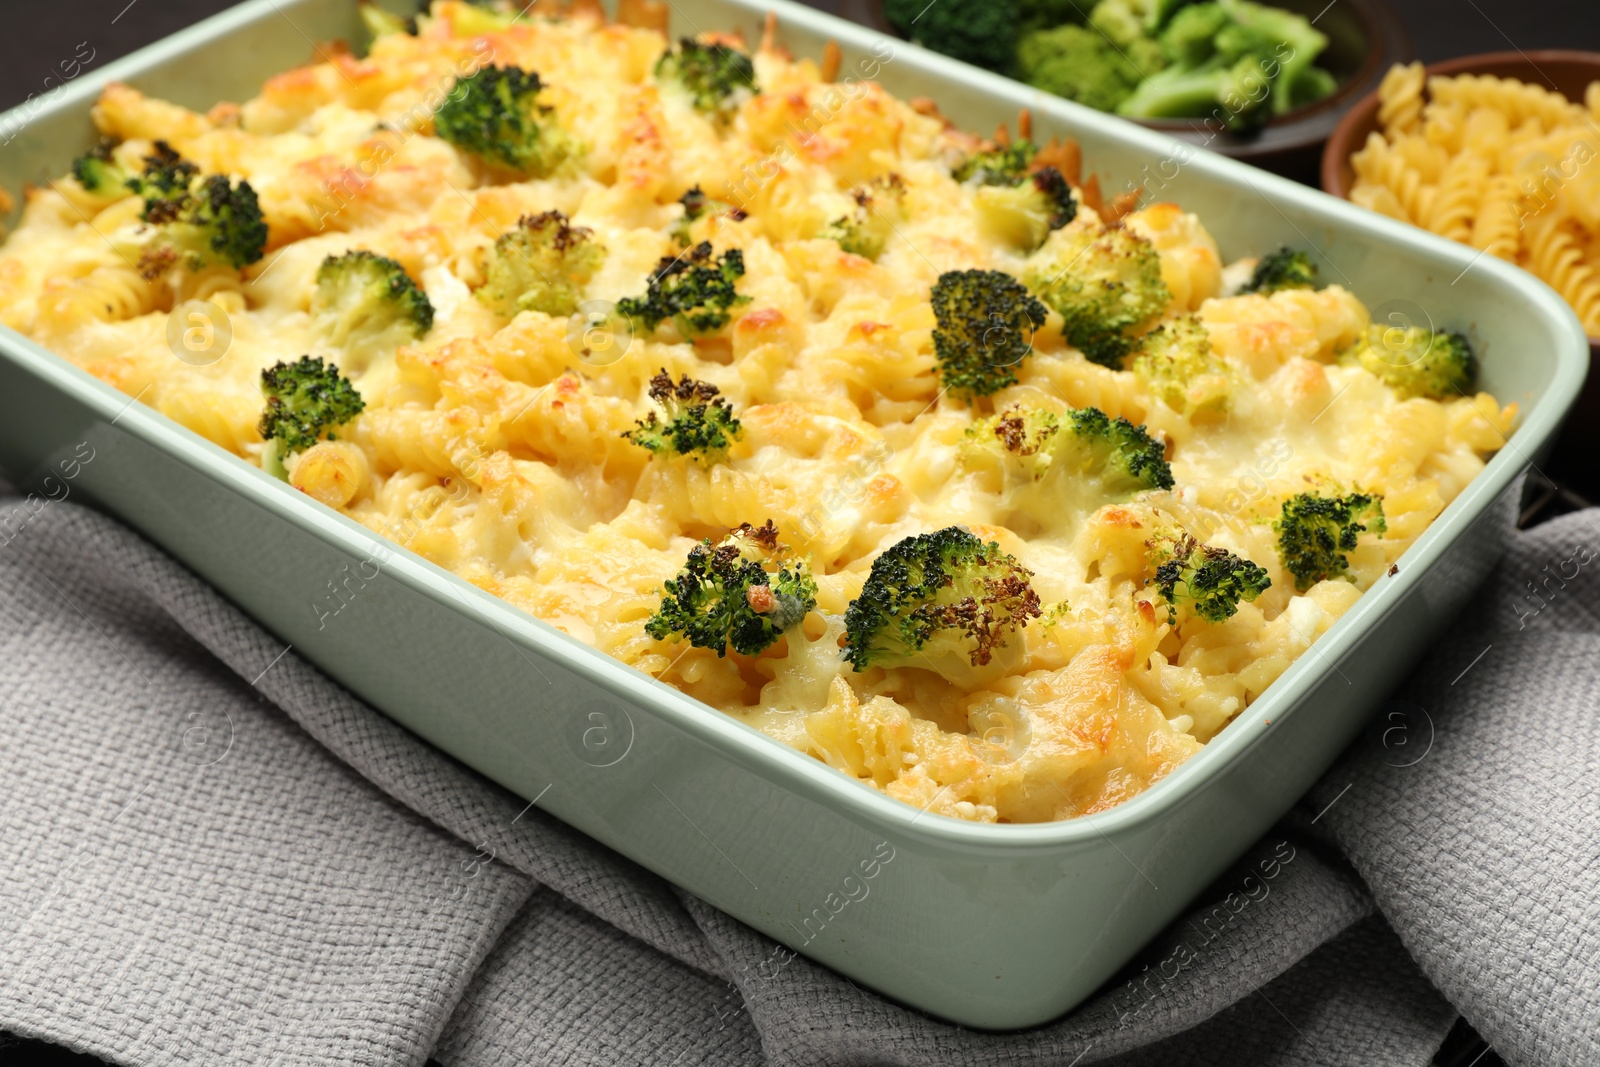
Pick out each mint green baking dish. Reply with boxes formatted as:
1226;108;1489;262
0;0;1585;1031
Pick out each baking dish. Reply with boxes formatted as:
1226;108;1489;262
0;0;1585;1031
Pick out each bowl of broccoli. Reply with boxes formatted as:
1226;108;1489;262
872;0;1410;180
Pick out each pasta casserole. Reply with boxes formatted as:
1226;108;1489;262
0;2;1514;822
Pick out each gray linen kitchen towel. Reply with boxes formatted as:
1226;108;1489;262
1;492;1595;1067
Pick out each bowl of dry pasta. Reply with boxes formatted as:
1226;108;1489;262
1321;51;1600;490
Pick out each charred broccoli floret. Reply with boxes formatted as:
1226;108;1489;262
930;269;1048;401
616;242;749;335
819;174;905;261
311;250;433;366
1024;224;1171;368
1274;491;1386;591
71;138;130;196
1131;316;1231;416
1148;528;1270;623
954;142;1078;249
655;38;756;118
114;141;267;278
623;369;743;462
670;186;747;247
433;65;577;176
1240;246;1317;294
953;141;1035;186
974;165;1078;251
1343;325;1477;400
963;405;1173;528
964;405;1062;481
842;526;1043;686
476;211;604;318
646;521;818;657
1051;406;1174;493
258;356;365;478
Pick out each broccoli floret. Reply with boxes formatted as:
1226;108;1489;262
964;405;1062;482
1087;0;1152;51
1148;528;1270;623
258;356;365;478
475;211;604;318
646;521;818;657
616;242;749;335
1053;405;1174;492
1093;0;1169;70
71;138;131;196
1240;246;1318;294
1213;0;1329;116
819;174;905;261
359;1;418;37
311;250;433;366
954;142;1035;186
1274;491;1386;591
1116;53;1276;129
1020;0;1089;33
433;65;577;177
1016;25;1150;113
670;185;747;247
884;0;1020;71
975;166;1078;251
623;369;743;461
1146;0;1199;31
1129;0;1333;125
966;404;1172;492
442;1;523;34
1343;325;1477;401
127;140;197;206
964;405;1171;535
115;141;267;279
842;526;1043;685
654;38;756;118
930;269;1048;401
1131;315;1231;416
1024;224;1171;368
1158;2;1230;66
1289;66;1339;108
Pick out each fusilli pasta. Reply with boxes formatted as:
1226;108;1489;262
1354;61;1600;334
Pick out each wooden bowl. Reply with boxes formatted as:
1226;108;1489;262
1322;50;1600;494
864;0;1413;183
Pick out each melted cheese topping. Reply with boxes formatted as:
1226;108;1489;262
0;3;1515;822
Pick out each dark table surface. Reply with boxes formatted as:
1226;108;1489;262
1;2;1583;1066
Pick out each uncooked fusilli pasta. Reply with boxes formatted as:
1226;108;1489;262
1352;62;1600;334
